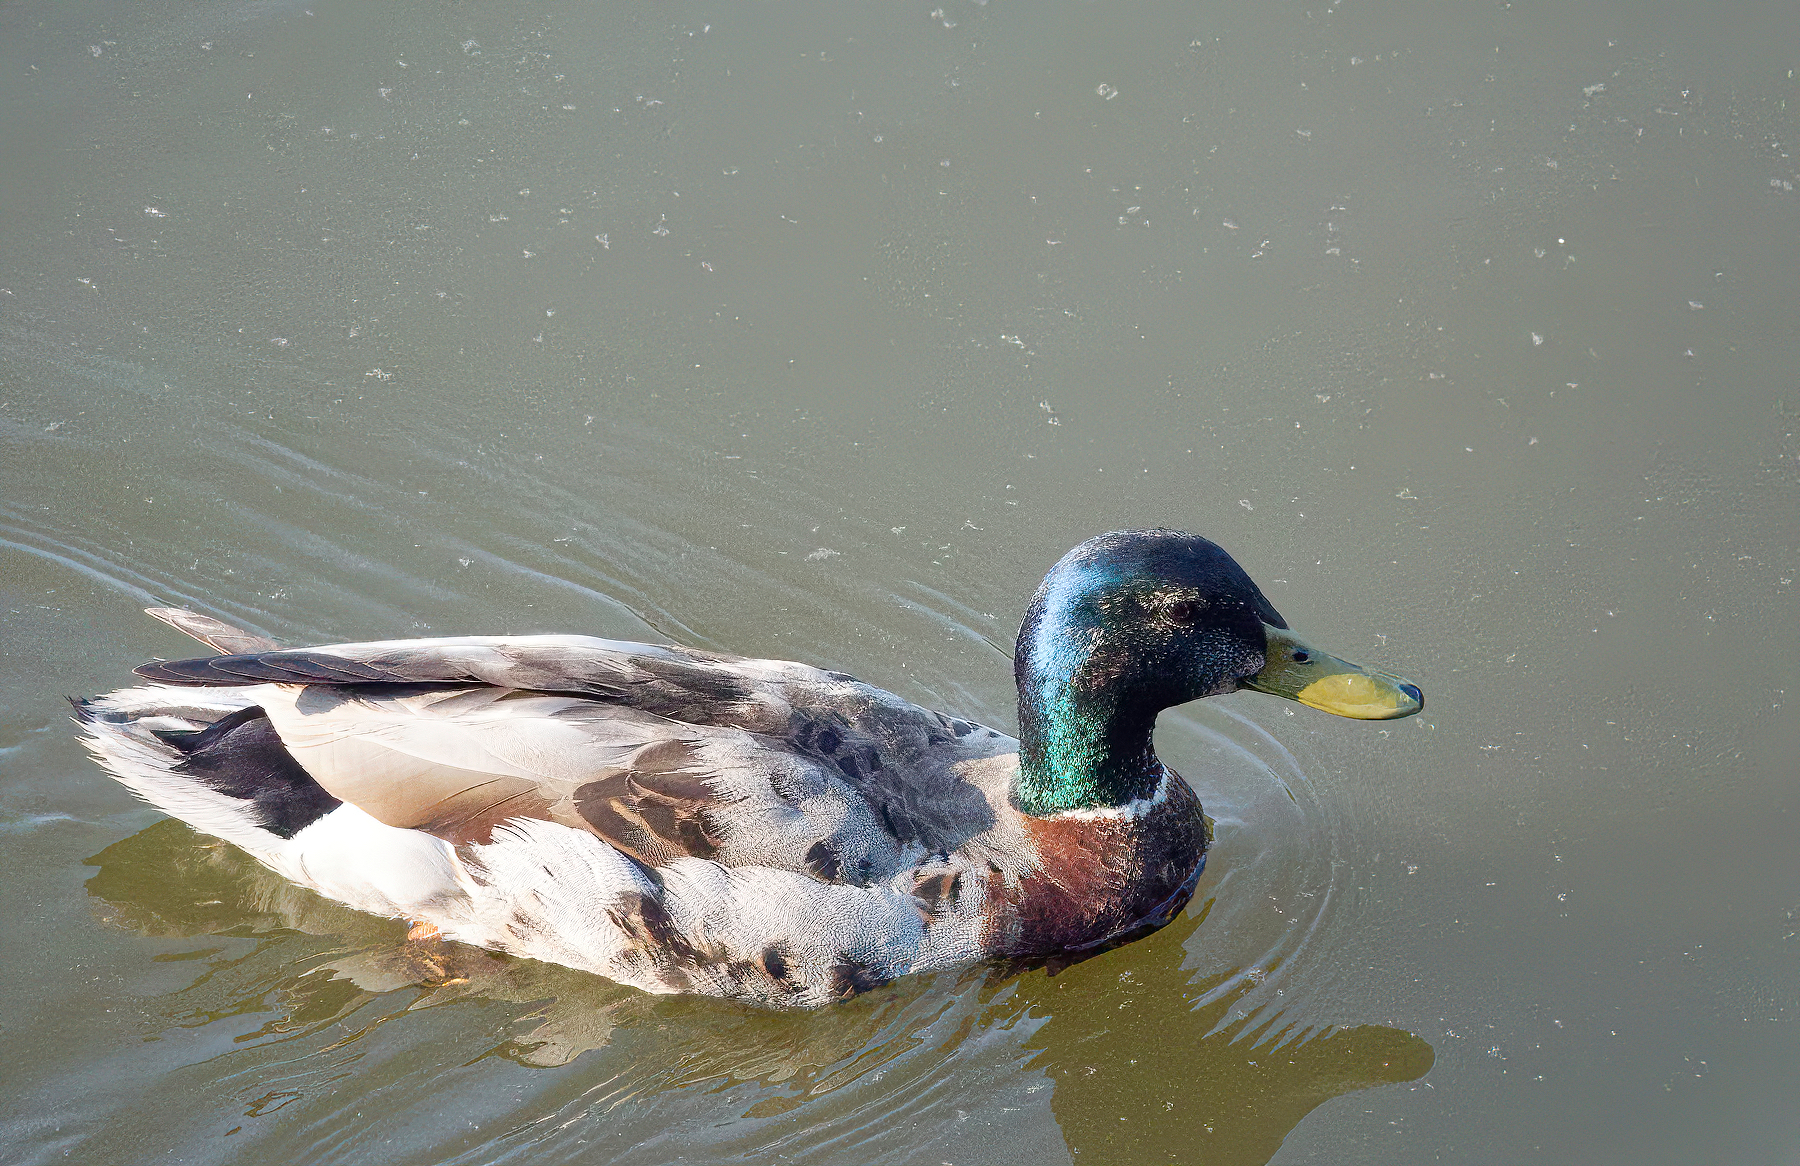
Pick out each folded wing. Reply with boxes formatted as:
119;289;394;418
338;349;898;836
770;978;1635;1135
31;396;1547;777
140;635;1018;883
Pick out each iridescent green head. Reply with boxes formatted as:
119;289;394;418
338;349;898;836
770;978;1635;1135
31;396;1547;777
1013;530;1422;815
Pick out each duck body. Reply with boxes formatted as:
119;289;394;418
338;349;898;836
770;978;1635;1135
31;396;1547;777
79;531;1418;1007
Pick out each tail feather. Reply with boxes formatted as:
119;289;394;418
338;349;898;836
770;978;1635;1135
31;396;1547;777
164;706;343;838
78;684;468;923
79;693;289;858
144;607;280;655
76;685;321;855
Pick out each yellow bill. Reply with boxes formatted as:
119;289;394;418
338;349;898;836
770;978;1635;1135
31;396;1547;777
1240;624;1423;719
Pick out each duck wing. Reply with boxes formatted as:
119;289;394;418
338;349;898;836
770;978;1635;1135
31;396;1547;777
135;635;772;723
137;636;1017;881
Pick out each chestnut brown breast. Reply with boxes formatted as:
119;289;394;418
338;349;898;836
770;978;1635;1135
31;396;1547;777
1010;774;1207;955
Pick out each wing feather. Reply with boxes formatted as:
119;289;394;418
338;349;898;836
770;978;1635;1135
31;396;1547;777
135;636;722;697
135;630;1023;879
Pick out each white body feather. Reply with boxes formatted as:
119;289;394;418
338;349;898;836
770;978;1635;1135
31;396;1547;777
80;676;1002;1006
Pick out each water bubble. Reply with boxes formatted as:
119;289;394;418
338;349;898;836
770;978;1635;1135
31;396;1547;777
1095;83;1119;100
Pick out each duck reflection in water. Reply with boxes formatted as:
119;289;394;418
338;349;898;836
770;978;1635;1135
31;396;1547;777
87;819;1431;1166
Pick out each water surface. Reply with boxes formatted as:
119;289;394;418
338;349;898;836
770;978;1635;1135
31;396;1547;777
2;2;1796;1162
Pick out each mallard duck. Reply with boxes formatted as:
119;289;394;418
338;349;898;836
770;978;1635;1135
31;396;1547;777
78;529;1421;1007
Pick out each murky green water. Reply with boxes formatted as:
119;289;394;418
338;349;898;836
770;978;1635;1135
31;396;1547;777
3;2;1796;1162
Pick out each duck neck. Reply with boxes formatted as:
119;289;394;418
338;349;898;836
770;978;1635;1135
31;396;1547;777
1015;669;1164;816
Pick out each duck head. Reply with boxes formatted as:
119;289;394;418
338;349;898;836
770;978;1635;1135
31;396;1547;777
1013;530;1422;815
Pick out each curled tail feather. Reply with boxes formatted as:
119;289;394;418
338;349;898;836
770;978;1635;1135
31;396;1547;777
144;607;280;655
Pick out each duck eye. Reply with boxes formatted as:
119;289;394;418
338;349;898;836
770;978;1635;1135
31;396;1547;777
1292;650;1311;663
1165;600;1196;626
